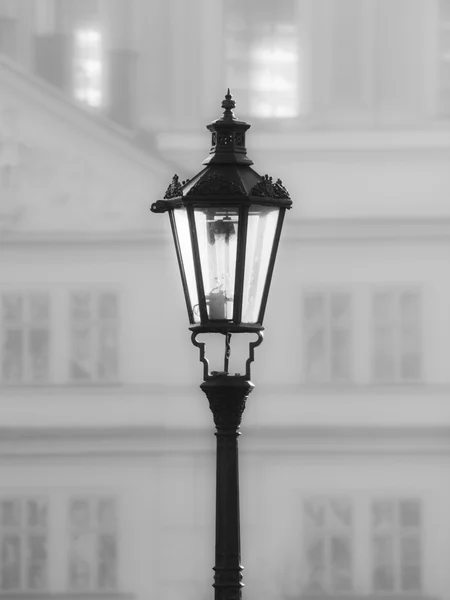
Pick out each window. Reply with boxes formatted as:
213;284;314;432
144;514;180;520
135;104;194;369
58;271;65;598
224;0;301;118
70;291;119;383
438;0;450;116
0;0;17;59
73;26;103;107
0;498;48;591
1;292;50;384
69;497;117;591
372;290;422;383
303;291;351;383
303;498;353;593
372;499;422;593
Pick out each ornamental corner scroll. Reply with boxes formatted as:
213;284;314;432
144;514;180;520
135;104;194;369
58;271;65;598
250;174;291;199
163;174;190;199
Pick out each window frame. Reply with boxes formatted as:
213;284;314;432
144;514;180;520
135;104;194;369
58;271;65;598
0;496;49;592
68;495;118;593
0;290;51;386
72;21;105;109
436;0;450;117
371;286;423;384
371;497;423;594
302;288;353;384
222;0;307;124
302;496;354;594
69;288;120;385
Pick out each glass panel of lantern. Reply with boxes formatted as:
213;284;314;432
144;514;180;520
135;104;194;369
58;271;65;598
172;207;200;323
193;206;239;321
242;205;280;324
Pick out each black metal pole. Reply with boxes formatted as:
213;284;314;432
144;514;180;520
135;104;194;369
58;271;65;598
200;375;254;600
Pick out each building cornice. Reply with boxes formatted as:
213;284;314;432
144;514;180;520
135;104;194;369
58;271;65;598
1;382;450;398
157;128;450;157
0;424;447;459
1;218;450;245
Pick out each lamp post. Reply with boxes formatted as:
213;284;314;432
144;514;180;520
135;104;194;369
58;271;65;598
151;91;292;600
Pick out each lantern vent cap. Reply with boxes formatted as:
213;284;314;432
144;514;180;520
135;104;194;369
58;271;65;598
203;89;253;166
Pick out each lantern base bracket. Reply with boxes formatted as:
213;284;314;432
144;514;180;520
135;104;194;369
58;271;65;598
190;328;264;381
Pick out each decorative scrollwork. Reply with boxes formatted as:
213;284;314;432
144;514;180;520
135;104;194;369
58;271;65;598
250;174;291;199
218;133;234;147
163;174;190;199
187;172;245;196
234;132;245;146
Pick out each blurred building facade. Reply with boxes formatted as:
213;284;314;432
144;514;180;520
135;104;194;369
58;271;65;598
1;0;450;599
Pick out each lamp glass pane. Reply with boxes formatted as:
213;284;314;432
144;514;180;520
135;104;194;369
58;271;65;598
242;206;280;323
194;207;239;320
173;208;200;323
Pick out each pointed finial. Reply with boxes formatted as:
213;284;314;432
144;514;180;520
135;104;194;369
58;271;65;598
221;89;236;120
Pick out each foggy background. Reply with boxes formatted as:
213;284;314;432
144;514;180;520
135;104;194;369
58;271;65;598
0;0;450;598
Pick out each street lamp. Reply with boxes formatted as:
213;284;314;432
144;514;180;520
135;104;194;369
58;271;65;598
151;90;292;600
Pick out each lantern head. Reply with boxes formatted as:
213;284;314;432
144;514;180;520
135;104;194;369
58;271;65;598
151;91;292;377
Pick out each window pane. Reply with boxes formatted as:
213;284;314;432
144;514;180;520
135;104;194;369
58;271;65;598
98;499;116;530
400;328;421;380
304;537;326;592
331;329;350;380
329;500;352;528
374;328;395;381
1;500;20;527
29;294;49;323
331;294;350;326
74;27;103;107
401;536;421;565
2;329;23;382
373;536;395;591
98;326;118;381
70;500;90;529
27;562;46;590
27;535;47;590
70;549;91;589
373;501;394;529
1;536;20;590
304;294;325;326
98;534;117;589
306;330;326;381
401;565;421;591
373;293;393;325
98;293;117;319
400;501;421;528
29;329;49;382
401;536;422;592
2;294;22;323
72;293;91;321
330;536;351;591
71;327;92;381
27;499;47;528
400;292;419;325
225;0;300;118
304;500;325;528
70;533;95;590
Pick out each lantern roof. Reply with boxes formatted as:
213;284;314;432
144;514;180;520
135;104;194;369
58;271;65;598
151;91;292;213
